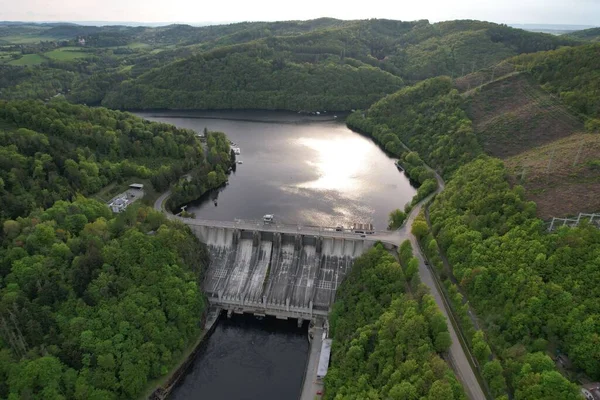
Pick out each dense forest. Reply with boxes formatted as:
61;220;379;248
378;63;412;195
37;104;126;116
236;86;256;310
0;198;208;398
0;99;206;222
101;53;404;111
428;157;598;391
325;244;465;400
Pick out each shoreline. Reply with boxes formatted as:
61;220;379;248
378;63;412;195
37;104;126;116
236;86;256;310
146;306;222;400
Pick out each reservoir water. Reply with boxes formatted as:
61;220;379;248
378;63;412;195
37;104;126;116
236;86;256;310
136;110;416;400
138;110;416;230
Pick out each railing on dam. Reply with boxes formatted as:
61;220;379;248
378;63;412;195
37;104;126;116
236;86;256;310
173;215;399;242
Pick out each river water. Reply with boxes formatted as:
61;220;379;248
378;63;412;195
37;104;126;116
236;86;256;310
170;314;308;400
136;110;416;400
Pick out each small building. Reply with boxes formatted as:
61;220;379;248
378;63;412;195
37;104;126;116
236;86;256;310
78;37;86;46
109;197;129;213
316;338;332;382
582;383;600;400
129;183;144;190
352;222;374;234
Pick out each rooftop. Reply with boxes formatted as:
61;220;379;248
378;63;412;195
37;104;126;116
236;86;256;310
317;339;332;378
129;183;144;189
111;197;128;206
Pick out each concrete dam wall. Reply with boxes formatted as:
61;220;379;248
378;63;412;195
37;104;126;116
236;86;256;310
189;225;374;320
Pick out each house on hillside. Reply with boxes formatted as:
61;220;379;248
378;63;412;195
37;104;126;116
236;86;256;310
582;383;600;400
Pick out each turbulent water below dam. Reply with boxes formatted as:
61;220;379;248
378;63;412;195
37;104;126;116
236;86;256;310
137;111;416;400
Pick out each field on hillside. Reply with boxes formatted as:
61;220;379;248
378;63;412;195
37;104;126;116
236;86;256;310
505;133;600;218
465;73;583;158
7;53;46;66
44;48;89;61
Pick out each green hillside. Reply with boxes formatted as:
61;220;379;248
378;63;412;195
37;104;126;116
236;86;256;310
102;52;404;110
565;27;600;42
98;19;578;111
1;19;578;111
0;99;205;221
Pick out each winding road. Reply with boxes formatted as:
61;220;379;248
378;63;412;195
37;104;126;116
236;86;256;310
402;170;486;400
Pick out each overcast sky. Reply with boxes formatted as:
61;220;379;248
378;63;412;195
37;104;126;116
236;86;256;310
1;0;599;26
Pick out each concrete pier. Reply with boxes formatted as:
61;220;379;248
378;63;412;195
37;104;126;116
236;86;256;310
300;322;325;400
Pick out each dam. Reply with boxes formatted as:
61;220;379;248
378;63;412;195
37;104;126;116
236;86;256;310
186;223;389;320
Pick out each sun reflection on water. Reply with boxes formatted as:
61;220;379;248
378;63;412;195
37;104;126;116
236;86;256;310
295;136;370;196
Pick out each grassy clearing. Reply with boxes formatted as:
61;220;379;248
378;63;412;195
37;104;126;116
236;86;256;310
0;53;19;64
127;42;151;49
44;48;89;61
505;133;600;218
7;53;46;66
0;35;48;44
108;42;151;50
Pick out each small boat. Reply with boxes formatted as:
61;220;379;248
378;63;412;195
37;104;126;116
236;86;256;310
395;161;404;171
237;160;243;164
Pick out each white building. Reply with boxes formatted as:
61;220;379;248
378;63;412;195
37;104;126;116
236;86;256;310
109;197;129;213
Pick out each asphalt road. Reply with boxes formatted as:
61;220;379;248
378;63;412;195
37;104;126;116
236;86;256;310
404;169;486;400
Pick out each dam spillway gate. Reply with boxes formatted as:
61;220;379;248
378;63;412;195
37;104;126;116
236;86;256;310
188;225;375;320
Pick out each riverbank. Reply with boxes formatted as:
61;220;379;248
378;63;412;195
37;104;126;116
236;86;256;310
144;306;221;400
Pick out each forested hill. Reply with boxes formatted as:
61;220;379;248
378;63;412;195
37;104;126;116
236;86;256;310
101;53;405;111
565;27;600;42
0;198;208;398
1;18;572;112
0;100;205;222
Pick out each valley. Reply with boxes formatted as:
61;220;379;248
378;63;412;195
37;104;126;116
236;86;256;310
0;15;598;400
